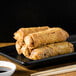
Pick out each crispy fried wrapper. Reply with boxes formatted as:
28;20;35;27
28;42;74;60
15;26;50;54
14;26;50;40
15;40;25;54
24;27;69;50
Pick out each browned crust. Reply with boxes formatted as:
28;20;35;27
28;42;74;60
24;27;69;49
14;26;50;40
14;26;50;55
15;40;24;54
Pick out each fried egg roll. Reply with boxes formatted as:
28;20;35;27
14;26;49;40
28;42;74;60
24;27;69;50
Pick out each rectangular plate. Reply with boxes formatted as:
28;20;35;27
0;35;76;69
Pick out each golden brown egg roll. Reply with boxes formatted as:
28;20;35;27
14;26;50;40
28;42;74;60
24;27;69;50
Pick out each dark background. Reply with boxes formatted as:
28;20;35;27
0;0;76;42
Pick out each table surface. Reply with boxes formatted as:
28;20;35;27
0;43;76;76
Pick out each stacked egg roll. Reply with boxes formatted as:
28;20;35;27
14;26;50;54
24;27;69;50
14;26;74;60
22;42;74;60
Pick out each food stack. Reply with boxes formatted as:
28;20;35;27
14;26;74;60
